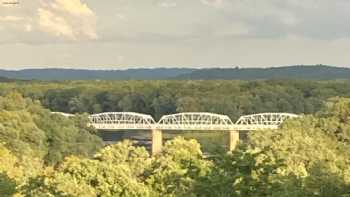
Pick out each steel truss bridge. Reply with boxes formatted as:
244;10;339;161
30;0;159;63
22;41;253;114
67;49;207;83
86;112;299;131
53;111;299;154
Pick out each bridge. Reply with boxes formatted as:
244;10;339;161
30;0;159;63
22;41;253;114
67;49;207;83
90;112;156;130
53;111;299;155
89;112;298;131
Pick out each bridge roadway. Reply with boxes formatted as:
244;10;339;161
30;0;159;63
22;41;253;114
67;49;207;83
53;112;299;155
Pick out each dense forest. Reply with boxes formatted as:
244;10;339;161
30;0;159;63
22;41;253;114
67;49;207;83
2;65;350;81
0;80;349;196
1;79;350;120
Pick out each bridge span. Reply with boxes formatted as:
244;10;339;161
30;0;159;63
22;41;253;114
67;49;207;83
53;111;299;155
89;112;298;131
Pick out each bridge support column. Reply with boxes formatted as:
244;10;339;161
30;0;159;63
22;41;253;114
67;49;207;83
152;129;163;155
227;130;239;152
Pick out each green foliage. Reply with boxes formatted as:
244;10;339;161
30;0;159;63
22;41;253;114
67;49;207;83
27;157;149;197
37;113;103;165
22;166;98;197
247;97;350;196
0;110;47;158
21;138;212;197
22;142;153;197
0;92;103;165
0;172;17;197
0;91;27;111
1;82;350;196
0;144;43;196
196;146;284;197
94;141;151;177
0;145;20;196
146;137;211;197
318;97;350;143
3;80;350;121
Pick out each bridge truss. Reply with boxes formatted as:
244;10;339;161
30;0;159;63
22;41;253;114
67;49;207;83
235;113;299;130
89;112;156;130
157;112;233;130
86;112;299;131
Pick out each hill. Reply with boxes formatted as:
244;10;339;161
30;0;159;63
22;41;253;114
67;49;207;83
0;76;21;82
0;68;195;81
0;65;350;80
174;65;350;80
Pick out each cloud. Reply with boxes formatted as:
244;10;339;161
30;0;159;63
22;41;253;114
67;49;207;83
200;0;223;8
0;0;97;42
116;13;127;21
38;0;97;40
159;1;177;8
24;24;32;32
0;15;23;22
2;0;350;68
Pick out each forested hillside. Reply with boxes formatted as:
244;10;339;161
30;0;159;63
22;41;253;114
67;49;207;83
0;80;349;196
0;76;19;82
0;68;195;80
175;65;350;80
0;79;349;120
0;91;349;196
2;65;350;80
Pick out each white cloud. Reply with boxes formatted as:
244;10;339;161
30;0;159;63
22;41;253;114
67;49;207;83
159;1;177;8
2;0;350;68
0;0;97;42
216;21;250;36
0;15;23;22
38;8;75;39
200;0;223;8
38;0;97;40
116;13;127;21
24;24;33;32
53;0;94;16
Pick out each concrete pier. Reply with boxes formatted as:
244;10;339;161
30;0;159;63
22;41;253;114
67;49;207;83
227;130;239;152
152;129;163;155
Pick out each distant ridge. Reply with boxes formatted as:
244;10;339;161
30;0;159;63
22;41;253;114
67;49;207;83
0;68;195;80
0;65;349;80
174;65;350;80
0;76;20;82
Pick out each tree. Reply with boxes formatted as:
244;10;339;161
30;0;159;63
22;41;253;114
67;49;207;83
195;145;304;197
118;94;150;114
247;98;350;196
0;91;27;111
0;173;17;197
146;137;211;197
0;92;103;165
22;143;152;197
94;140;151;178
176;97;202;112
0;107;48;159
0;144;33;197
152;94;177;120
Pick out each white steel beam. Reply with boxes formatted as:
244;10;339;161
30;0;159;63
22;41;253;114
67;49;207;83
65;112;300;131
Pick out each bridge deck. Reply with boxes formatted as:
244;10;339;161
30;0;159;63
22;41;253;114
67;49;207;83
90;123;279;131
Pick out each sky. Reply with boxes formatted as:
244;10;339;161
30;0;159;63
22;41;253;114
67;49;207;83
1;0;350;69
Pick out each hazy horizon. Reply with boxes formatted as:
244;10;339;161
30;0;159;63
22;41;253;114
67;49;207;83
2;1;350;69
0;64;348;71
